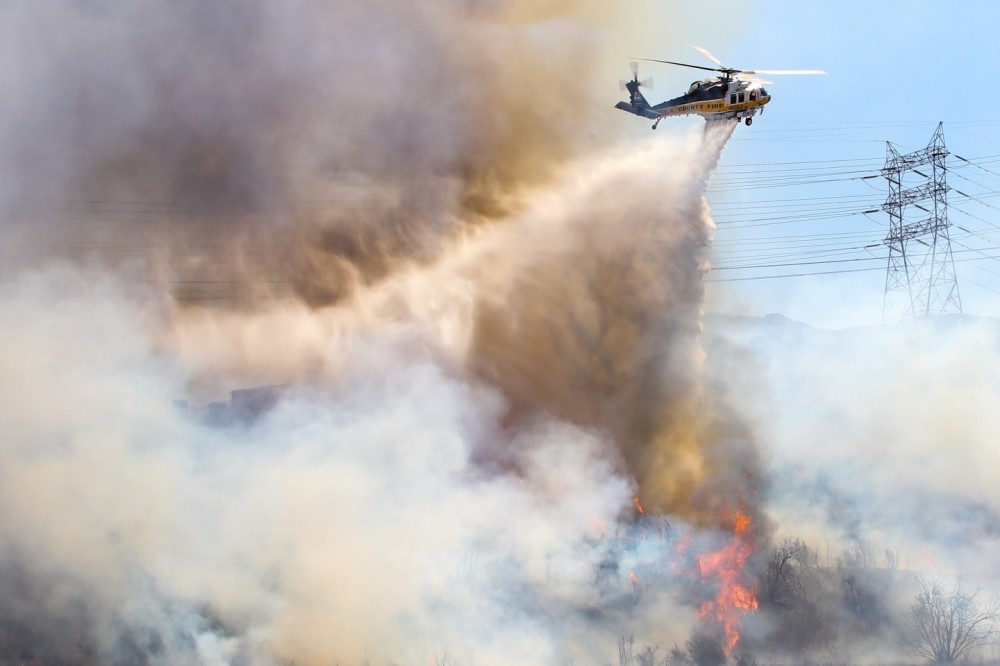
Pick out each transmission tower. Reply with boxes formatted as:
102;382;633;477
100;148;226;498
881;122;962;322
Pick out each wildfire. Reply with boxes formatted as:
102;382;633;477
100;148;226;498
632;495;645;515
696;509;759;654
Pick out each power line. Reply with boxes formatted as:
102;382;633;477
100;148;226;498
706;265;885;282
706;252;1000;283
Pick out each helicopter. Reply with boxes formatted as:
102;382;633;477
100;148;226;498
615;46;825;129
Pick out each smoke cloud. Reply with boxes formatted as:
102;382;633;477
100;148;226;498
0;2;767;664
20;0;998;662
0;132;742;663
18;0;996;663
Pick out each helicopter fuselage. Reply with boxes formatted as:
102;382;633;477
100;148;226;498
616;77;771;128
616;49;822;129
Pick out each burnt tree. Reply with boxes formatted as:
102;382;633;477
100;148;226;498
907;577;999;664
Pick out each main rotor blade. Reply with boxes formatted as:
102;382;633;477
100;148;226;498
743;68;827;76
736;74;774;85
692;45;725;68
638;58;720;73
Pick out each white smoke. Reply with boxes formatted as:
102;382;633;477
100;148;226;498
759;319;1000;573
703;312;1000;660
0;124;741;665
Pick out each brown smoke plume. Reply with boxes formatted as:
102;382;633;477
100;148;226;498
0;0;621;309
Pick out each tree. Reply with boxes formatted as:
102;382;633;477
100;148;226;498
618;633;634;666
755;538;832;652
841;570;889;633
684;630;726;666
616;634;658;666
665;644;690;666
759;537;814;607
634;646;658;666
907;577;999;663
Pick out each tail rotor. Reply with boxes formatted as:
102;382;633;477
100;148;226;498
619;61;653;91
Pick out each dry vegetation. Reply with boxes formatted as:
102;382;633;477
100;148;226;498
610;537;999;666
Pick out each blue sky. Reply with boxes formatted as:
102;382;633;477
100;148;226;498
610;1;1000;328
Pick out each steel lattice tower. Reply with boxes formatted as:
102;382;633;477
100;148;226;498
881;122;962;322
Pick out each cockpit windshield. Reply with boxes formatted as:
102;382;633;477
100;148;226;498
688;78;715;95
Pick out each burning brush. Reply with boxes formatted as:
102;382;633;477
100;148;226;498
695;508;760;654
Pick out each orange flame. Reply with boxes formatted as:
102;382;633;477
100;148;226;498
696;509;759;654
632;495;645;515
